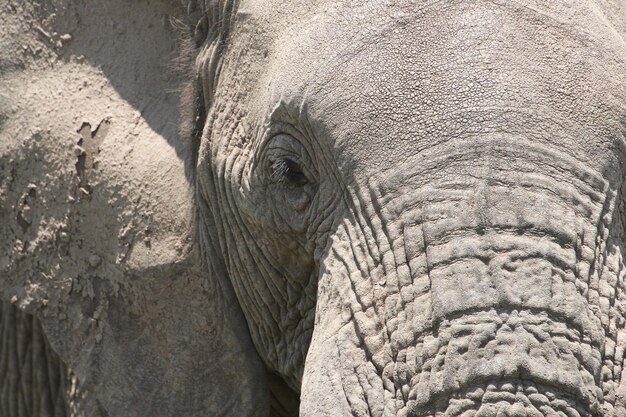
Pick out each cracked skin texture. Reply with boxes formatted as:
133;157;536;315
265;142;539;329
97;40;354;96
1;0;626;417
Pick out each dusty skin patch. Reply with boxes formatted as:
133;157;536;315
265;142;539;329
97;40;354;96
1;1;268;416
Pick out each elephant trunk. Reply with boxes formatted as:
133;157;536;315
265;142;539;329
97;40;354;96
301;142;625;417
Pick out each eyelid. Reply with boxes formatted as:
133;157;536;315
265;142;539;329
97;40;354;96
263;132;314;170
267;152;310;182
256;119;310;162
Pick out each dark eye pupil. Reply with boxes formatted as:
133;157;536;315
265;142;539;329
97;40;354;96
272;158;307;185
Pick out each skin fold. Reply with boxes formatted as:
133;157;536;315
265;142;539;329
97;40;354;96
1;0;625;416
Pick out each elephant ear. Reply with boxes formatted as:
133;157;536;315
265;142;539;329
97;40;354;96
0;1;268;416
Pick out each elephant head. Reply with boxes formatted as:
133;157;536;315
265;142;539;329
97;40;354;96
1;0;625;416
188;0;626;415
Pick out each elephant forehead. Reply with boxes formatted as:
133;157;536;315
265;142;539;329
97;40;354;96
235;0;626;179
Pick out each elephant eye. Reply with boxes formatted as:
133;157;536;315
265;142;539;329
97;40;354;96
271;158;308;186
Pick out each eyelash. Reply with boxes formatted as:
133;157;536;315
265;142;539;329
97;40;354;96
270;158;307;185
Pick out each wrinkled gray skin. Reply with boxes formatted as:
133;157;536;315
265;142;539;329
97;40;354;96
1;0;626;416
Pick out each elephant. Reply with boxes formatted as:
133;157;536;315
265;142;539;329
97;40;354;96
1;0;625;416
